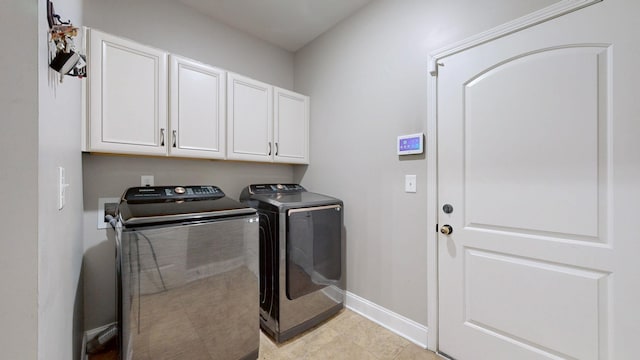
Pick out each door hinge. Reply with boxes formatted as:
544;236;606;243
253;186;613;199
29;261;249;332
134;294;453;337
428;59;438;76
436;223;439;232
429;59;444;76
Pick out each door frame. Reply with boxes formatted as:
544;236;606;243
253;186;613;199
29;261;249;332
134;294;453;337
424;0;602;352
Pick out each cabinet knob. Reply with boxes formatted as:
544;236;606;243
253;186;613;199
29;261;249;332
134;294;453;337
268;142;272;156
275;142;279;156
172;130;177;148
160;128;165;147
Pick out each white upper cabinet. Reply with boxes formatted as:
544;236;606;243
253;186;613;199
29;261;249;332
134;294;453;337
87;29;168;155
227;72;274;162
227;73;309;164
85;28;310;164
169;55;226;159
274;87;309;164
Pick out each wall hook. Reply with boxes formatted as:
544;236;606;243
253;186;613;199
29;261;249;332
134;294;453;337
47;0;86;81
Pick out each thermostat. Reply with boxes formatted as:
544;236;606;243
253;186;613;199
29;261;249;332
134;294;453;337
397;133;424;155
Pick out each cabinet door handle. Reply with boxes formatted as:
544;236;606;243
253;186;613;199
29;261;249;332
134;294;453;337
275;142;279;156
172;130;177;148
160;128;165;146
268;142;272;156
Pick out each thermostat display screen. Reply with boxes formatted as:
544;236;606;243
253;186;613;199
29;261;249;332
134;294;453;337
397;133;424;155
400;138;421;151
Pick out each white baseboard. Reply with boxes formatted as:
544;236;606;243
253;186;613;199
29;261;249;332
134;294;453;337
83;322;117;360
345;291;429;349
81;332;87;360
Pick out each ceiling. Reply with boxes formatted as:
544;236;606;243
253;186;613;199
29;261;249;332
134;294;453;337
176;0;374;52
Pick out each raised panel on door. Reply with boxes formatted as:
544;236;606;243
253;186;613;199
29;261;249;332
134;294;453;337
436;1;640;358
274;87;309;164
169;55;226;159
463;249;606;360
227;73;272;162
465;47;603;241
88;29;168;155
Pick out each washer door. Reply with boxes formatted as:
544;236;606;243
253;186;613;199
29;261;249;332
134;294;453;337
286;204;342;300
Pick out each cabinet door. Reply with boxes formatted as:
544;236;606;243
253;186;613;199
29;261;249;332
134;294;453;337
274;87;309;164
227;73;273;162
88;29;168;155
169;55;226;159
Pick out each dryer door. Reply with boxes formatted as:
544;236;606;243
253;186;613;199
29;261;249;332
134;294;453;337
286;204;342;300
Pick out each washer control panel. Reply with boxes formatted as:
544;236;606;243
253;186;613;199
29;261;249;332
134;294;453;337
248;184;306;194
123;185;225;203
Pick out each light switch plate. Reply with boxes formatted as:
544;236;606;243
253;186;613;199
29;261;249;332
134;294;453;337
141;175;154;187
405;175;417;193
58;166;69;210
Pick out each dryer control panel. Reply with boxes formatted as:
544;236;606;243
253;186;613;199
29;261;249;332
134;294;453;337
123;185;225;203
248;184;306;194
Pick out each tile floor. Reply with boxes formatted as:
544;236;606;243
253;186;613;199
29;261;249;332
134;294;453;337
259;309;439;360
89;309;440;360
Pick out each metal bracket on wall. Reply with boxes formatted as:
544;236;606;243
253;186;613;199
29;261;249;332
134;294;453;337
47;0;86;80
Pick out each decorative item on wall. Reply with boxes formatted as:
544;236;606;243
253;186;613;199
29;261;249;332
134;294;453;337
47;0;86;82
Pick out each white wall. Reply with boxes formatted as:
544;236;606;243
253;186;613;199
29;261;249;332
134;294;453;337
38;0;85;358
0;1;39;359
294;0;558;326
81;0;297;330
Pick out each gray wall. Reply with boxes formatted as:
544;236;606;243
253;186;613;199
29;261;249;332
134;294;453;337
81;0;297;330
294;0;558;325
81;0;561;335
0;1;39;358
0;0;85;359
37;0;85;358
83;0;294;89
82;155;293;328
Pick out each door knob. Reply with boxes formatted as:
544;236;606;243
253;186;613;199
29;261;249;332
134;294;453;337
440;224;453;235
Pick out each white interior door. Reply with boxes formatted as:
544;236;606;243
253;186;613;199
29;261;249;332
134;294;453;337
437;1;640;359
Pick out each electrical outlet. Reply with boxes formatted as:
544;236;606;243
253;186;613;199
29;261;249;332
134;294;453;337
98;197;120;229
141;175;154;187
405;175;417;193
